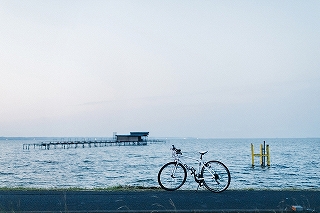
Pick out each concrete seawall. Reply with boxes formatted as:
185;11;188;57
0;190;319;212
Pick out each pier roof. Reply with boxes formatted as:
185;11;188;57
129;132;149;136
115;132;149;137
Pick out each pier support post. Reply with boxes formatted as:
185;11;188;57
251;143;254;167
260;143;263;166
266;144;270;166
251;141;270;167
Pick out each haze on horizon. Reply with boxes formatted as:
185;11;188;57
1;1;319;138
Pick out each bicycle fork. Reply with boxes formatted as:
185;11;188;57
170;161;179;178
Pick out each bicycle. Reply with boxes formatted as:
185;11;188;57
158;145;231;193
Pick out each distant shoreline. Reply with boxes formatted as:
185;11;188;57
1;136;320;141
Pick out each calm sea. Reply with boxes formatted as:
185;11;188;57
0;138;319;190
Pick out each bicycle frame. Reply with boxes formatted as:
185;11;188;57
171;147;216;185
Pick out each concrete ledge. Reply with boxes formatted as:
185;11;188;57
0;190;319;212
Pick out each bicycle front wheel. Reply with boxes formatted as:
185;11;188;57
201;160;231;193
158;162;187;191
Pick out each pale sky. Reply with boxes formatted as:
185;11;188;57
1;1;319;138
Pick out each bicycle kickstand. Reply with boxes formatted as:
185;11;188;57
196;182;203;191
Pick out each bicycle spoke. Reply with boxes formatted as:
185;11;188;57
201;160;231;193
158;162;187;191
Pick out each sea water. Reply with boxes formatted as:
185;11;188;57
0;138;319;190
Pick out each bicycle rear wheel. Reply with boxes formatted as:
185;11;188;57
158;162;187;191
201;160;231;193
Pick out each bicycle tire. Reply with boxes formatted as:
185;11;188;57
158;162;187;191
201;160;231;193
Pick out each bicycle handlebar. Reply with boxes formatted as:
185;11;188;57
171;145;182;154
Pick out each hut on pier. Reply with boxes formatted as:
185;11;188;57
116;132;149;142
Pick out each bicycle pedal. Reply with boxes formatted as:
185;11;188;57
196;184;203;191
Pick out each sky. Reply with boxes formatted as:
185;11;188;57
0;1;319;138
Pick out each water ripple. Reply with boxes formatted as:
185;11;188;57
0;138;319;190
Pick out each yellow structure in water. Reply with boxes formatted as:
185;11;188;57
251;141;270;167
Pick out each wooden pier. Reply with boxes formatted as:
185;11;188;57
23;139;165;150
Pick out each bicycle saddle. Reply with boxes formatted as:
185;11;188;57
199;151;208;155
